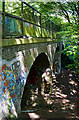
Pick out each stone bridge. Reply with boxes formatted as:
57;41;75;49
0;1;61;118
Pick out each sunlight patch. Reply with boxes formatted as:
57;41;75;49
48;110;53;112
28;112;40;119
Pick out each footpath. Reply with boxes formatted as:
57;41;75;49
21;68;79;120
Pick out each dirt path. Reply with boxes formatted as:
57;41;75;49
21;68;79;120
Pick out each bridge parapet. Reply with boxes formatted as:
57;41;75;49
1;1;60;43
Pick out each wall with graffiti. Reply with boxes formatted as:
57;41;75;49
0;50;29;118
0;41;61;118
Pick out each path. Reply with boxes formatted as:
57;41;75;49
21;68;79;120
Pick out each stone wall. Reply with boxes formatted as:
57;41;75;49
0;41;61;119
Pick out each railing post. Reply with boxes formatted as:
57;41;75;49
40;14;42;37
49;20;50;38
33;9;35;23
2;0;5;39
21;2;24;37
33;9;36;37
52;22;54;39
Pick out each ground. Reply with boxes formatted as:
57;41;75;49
21;68;79;120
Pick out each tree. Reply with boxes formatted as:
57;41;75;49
29;1;79;73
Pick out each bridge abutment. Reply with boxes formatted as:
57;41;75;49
1;40;61;117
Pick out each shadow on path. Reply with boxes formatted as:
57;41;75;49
21;68;79;120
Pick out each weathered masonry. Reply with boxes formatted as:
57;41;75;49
0;1;62;118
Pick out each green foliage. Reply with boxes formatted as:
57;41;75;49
63;37;79;72
5;2;22;17
0;1;2;11
32;2;79;73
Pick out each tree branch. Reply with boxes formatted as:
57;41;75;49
56;15;66;30
57;2;72;25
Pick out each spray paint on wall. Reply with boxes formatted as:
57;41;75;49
0;57;28;112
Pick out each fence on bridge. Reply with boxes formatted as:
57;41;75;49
1;1;59;39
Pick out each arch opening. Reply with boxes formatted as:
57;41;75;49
21;53;50;110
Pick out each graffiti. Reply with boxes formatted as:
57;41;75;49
1;65;16;100
1;59;27;104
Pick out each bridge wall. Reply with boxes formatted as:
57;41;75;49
0;40;61;118
0;2;62;118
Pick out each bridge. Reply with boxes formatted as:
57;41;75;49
0;1;62;118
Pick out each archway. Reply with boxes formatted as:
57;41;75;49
21;53;50;110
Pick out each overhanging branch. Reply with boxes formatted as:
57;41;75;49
57;2;72;25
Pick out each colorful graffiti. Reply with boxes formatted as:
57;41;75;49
1;60;27;105
1;65;16;96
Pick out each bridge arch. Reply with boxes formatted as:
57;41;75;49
21;52;50;110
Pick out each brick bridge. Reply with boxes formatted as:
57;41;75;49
0;1;62;118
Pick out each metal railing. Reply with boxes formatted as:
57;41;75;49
1;1;59;39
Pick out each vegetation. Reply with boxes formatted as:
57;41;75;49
29;1;79;73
